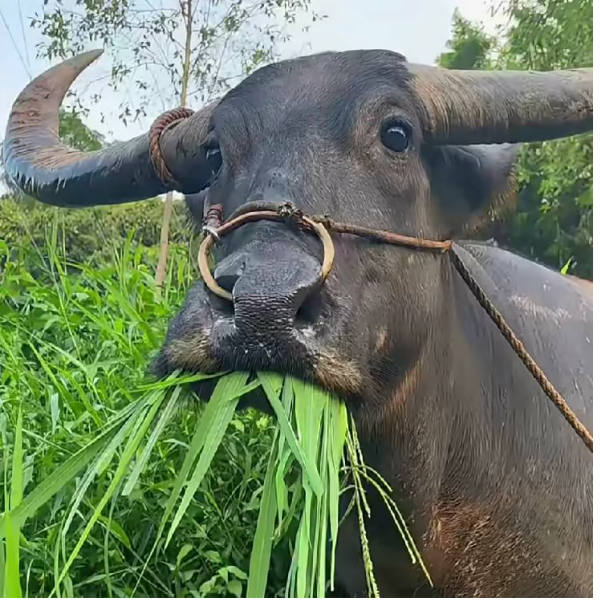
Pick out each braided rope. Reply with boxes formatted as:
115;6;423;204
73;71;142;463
448;248;593;452
149;107;195;186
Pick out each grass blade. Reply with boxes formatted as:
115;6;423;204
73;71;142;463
0;532;4;598
274;378;295;531
3;514;21;599
328;401;347;587
157;373;256;546
246;437;279;598
295;498;312;598
10;410;24;511
258;373;323;497
4;409;24;598
274;448;293;531
165;372;249;546
122;386;182;496
130;376;246;595
135;371;225;391
164;400;236;546
316;405;330;599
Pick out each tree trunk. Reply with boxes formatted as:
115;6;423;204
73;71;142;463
155;0;194;287
155;190;174;286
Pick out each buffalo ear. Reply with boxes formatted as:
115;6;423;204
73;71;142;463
424;143;520;235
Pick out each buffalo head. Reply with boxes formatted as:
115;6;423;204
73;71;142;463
4;50;592;414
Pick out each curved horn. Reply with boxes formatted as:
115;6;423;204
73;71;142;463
3;50;217;207
408;64;592;145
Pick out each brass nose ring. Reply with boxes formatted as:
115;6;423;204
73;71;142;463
197;210;335;302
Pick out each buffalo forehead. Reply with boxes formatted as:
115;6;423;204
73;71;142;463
215;50;417;140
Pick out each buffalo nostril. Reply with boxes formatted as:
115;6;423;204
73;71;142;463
213;252;248;293
295;290;324;327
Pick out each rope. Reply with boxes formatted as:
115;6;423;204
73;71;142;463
194;204;592;453
149;107;195;186
448;248;593;452
314;218;452;252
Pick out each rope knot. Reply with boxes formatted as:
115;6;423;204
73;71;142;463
313;214;334;230
202;203;224;242
277;202;305;229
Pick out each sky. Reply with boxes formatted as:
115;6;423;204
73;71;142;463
0;0;507;144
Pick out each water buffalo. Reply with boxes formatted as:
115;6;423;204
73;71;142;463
4;49;592;597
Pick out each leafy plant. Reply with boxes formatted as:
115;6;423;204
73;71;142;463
438;2;593;279
0;231;276;597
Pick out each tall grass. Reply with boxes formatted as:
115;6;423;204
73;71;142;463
0;230;283;597
1;222;429;598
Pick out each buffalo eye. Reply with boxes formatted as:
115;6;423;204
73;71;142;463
381;121;411;153
205;146;223;178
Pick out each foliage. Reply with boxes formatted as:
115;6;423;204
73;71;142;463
0;196;194;268
489;134;593;278
438;2;592;279
58;109;105;151
499;0;593;278
0;232;288;597
503;0;592;70
436;10;497;70
31;0;319;121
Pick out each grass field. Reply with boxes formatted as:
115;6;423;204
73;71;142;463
0;228;291;597
0;218;430;598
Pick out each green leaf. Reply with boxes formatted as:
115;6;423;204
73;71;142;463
258;373;323;497
122;386;182;496
3;514;21;598
227;566;247;580
10;410;24;510
165;372;249;546
247;438;279;598
4;410;23;599
176;544;193;567
227;578;243;598
328;400;347;586
97;515;132;550
135;370;224;391
49;392;60;434
560;256;574;274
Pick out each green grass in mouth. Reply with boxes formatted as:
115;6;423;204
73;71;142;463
1;370;431;598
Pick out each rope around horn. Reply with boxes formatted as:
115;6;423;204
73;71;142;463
197;203;593;453
149;107;195;186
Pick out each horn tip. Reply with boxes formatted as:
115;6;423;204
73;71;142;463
10;49;104;110
63;48;104;73
78;48;104;66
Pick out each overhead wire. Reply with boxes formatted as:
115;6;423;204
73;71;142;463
0;4;32;80
17;0;31;75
